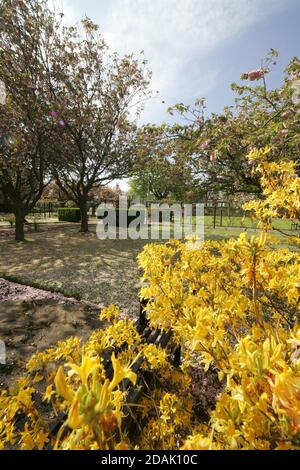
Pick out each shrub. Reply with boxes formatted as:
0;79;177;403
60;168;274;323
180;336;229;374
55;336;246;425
159;211;175;223
57;208;81;223
97;208;146;227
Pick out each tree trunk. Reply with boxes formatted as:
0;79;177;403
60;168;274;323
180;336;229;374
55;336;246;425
15;209;25;241
79;199;89;232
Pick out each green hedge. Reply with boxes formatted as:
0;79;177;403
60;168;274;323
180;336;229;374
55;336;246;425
57;208;81;223
97;208;146;227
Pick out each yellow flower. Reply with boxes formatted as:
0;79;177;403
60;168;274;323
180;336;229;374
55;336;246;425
275;442;292;450
54;366;74;402
19;424;35;450
68;398;84;430
142;344;167;369
181;434;214;450
43;385;55;403
100;305;120;323
33;374;44;384
35;430;49;450
271;369;300;429
109;353;137;391
67;355;100;388
115;441;130;450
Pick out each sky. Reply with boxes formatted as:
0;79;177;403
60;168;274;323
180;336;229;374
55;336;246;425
54;0;300;189
58;0;300;123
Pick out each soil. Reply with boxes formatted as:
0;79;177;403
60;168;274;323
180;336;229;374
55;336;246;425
0;278;105;388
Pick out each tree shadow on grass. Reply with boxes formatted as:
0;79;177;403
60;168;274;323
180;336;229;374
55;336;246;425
0;227;256;316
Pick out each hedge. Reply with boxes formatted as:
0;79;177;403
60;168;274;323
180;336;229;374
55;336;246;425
57;208;81;223
97;208;146;227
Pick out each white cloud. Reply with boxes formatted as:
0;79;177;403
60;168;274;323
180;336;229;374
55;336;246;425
59;0;292;121
47;0;78;25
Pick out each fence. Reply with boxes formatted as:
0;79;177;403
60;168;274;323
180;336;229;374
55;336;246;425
204;206;251;228
15;201;297;231
144;201;250;229
27;202;57;218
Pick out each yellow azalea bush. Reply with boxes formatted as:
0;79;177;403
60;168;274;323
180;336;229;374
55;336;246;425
243;146;300;227
0;307;190;450
139;235;299;449
0;147;299;450
138;147;300;450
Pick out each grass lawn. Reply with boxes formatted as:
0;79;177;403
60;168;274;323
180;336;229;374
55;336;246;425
202;215;296;230
0;224;296;316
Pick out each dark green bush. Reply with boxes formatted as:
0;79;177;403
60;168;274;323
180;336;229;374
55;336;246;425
159;211;175;223
97;208;146;227
58;208;81;223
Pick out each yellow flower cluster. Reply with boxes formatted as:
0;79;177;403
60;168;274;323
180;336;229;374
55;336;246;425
0;147;299;450
0;308;170;450
244;146;300;229
138;232;299;448
137;148;300;449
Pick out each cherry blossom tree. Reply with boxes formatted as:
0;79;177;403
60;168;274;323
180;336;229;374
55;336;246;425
168;50;300;197
43;18;151;231
0;0;59;240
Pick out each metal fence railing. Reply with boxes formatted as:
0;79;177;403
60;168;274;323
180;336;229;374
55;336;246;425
2;200;295;231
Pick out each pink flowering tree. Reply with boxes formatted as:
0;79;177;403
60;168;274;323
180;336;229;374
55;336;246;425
0;0;60;241
168;50;300;197
44;18;151;232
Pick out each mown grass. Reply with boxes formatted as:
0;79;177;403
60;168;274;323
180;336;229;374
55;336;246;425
202;215;296;230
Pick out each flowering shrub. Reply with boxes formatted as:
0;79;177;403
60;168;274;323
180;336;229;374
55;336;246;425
243;146;300;233
138;147;300;450
0;307;190;450
0;148;299;450
139;235;299;449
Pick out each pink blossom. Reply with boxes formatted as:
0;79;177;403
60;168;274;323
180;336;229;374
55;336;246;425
242;68;269;82
59;119;65;127
248;70;263;81
51;111;59;119
280;129;289;136
201;139;211;150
